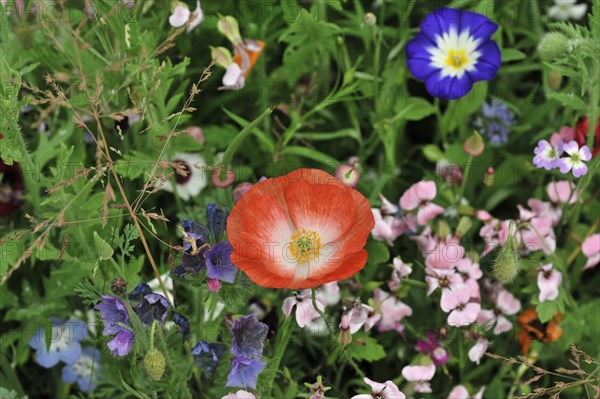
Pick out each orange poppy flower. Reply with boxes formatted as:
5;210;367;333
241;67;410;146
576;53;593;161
227;169;375;289
517;308;563;355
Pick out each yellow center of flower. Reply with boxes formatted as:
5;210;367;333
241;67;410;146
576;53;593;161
446;49;468;70
289;228;322;263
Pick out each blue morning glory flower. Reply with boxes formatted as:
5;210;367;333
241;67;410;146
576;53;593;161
61;347;102;392
128;282;152;302
134;293;170;326
173;312;190;340
473;99;516;146
204;240;238;283
226;356;266;390
191;340;226;373
206;203;229;241
29;318;87;368
231;315;268;360
406;8;501;100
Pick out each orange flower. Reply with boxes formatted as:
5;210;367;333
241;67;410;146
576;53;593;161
517;308;563;355
227;169;375;289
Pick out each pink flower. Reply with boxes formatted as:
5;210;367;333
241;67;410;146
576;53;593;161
546;181;578;204
400;181;445;225
282;290;325;328
455;259;483;300
448;385;485;399
370;289;413;333
440;285;481;326
582;234;600;270
222;390;256;399
537;264;562;302
389;257;413;291
527;198;562;226
424;236;466;270
416;332;449;366
351;377;405;399
371;209;404;246
319;282;341;306
467;337;488;365
477;285;521;334
425;268;463;300
346;301;374;334
402;364;436;393
379;193;399;215
550;126;575;147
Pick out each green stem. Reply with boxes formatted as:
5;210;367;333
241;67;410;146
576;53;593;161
149;320;157;351
266;314;293;396
311;288;333;335
586;70;599;151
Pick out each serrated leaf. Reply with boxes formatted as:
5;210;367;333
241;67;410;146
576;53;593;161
347;333;386;362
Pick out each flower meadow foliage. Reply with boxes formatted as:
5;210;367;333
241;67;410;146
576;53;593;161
1;0;600;398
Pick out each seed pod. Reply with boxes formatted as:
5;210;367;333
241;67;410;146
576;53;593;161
144;349;166;381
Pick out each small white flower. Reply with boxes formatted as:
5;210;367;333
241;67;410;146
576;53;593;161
161;152;207;201
548;0;587;21
169;3;191;28
221;63;245;90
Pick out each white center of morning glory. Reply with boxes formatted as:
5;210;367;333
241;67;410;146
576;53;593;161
428;28;482;79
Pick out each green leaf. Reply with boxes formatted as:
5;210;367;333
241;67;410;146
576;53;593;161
280;146;338;166
393;97;436;122
347;333;386;362
93;231;114;261
296;128;361;142
501;48;527;62
546;92;588;112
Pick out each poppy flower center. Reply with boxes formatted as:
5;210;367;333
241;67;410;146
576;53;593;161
173;159;192;185
446;48;468;69
289;228;322;263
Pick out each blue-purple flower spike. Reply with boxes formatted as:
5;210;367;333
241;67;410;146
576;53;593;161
204;240;238;283
206;203;229;241
405;8;501;100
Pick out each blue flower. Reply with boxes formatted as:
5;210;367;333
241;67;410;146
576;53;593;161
134;293;170;326
94;295;130;336
128;282;152;302
107;328;135;357
61;347;102;392
406;8;501;100
226;356;266;390
173;312;190;340
473;99;515;146
231;315;268;359
206;203;229;241
29;318;87;368
191;340;225;373
204;240;238;283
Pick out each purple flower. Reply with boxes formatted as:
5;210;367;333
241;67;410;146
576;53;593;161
128;282;152;302
94;295;130;336
206;203;229;240
29;318;87;368
558;141;591;177
192;340;225;373
231;315;268;359
135;293;170;326
107;328;135;357
61;347;102;392
173;312;190;340
180;219;209;273
533;139;563;170
405;8;501;100
474;99;515;146
416;332;449;366
204;240;238;283
226;356;266;390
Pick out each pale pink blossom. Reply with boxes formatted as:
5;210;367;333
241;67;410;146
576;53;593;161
221;63;245;90
169;3;191;28
440;285;481;326
537;264;562;302
371;209;405;246
425;268;463;301
379;193;399;215
351;377;405;399
454;259;483;300
282;290;325;328
400;181;445;225
448;385;485;399
477;286;521;334
527;198;562;226
467;337;488;365
423;236;466;270
389;257;413;291
346;301;374;334
402;364;436;393
546;180;578;204
582;234;600;270
319;282;341;306
369;289;413;333
222;391;256;399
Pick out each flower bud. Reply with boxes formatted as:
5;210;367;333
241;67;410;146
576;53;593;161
211;167;236;188
232;182;253;203
537;32;569;61
493;222;520;284
464;131;485;156
110;277;128;295
217;15;242;46
335;165;360;188
144;349;166;381
186;126;205;144
210;46;233;69
484;166;495;186
455;216;472;239
338;315;352;346
364;12;377;26
207;278;221;293
548;70;562;91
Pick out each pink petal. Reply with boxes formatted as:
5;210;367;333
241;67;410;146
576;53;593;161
414;181;437;201
448;385;470;399
468;338;488;365
282;297;296;317
546;181;578;204
401;365;436;382
399;186;421;211
417;203;445;225
496;290;521;315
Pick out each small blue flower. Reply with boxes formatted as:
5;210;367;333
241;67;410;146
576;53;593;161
231;315;268;360
61;347;102;392
128;282;152;302
206;203;229;241
95;295;130;336
204;240;238;283
107;328;135;357
191;340;225;373
29;318;87;368
173;312;190;340
473;99;516;146
135;293;170;326
226;356;266;390
406;8;501;99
